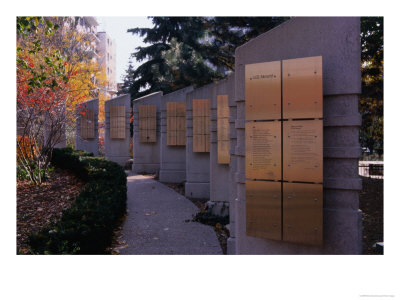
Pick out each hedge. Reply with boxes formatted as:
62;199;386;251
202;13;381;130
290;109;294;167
29;148;127;254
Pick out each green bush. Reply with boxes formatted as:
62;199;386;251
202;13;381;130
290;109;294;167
29;148;127;254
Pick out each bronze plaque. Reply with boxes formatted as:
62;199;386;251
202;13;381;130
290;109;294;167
245;61;281;121
139;105;156;143
176;102;186;145
80;109;94;140
110;105;126;139
218;141;230;164
282;56;323;119
246;121;281;180
283;120;323;183
217;95;229;118
283;183;323;246
192;99;210;152
246;180;281;241
167;102;186;146
167;102;177;145
217;95;230;164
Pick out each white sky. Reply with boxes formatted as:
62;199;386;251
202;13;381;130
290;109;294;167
96;16;153;83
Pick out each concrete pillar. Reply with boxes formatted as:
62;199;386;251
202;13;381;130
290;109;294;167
159;86;194;183
208;74;236;217
185;83;215;199
75;98;99;156
105;94;131;166
231;17;362;254
132;92;162;174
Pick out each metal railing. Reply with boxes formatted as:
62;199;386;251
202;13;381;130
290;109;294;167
359;161;384;179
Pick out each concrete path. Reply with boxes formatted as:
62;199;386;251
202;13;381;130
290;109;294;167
119;173;222;255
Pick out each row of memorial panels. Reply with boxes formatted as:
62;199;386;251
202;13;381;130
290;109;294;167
78;56;324;247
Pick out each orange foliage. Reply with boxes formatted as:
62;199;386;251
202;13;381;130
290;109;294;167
17;136;38;161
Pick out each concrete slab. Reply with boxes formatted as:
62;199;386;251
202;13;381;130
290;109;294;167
132;92;162;174
75;98;99;156
105;94;131;166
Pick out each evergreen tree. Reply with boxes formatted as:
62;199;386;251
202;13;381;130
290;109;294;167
125;17;288;99
360;17;383;155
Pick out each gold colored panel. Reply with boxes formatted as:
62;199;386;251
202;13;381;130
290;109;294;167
218;140;230;164
138;105;147;118
283;120;323;183
217;95;229;118
80;110;87;140
176;116;186;131
176;102;186;117
245;61;281;121
167;103;177;145
110;105;125;139
246;180;281;240
192;116;202;135
193;135;203;152
166;102;176;117
86;109;95;139
81;109;95;140
204;116;210;133
217;118;229;141
193;99;210;152
192;135;209;153
204;134;210;152
147;123;156;143
167;130;177;146
246;121;281;180
176;131;186;146
139;128;148;143
282;56;323;119
176;115;186;146
217;95;230;164
147;106;156;129
283;183;323;246
138;105;156;143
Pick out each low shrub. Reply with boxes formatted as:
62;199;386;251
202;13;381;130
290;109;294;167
17;164;54;182
29;148;127;254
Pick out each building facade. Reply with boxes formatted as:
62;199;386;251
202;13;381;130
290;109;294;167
96;31;117;97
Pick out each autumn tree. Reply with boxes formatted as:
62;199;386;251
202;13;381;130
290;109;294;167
25;18;108;121
17;17;108;184
17;17;70;184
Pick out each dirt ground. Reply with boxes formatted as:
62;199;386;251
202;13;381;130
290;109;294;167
359;176;384;255
16;169;85;254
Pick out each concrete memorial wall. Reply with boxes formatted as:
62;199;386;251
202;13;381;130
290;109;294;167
159;86;194;183
228;17;362;254
132;92;162;174
185;83;215;199
208;75;236;216
75;98;99;156
105;94;131;166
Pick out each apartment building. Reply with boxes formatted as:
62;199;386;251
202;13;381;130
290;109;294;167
96;31;117;97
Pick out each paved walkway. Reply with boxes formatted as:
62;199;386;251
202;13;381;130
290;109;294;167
119;173;222;255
